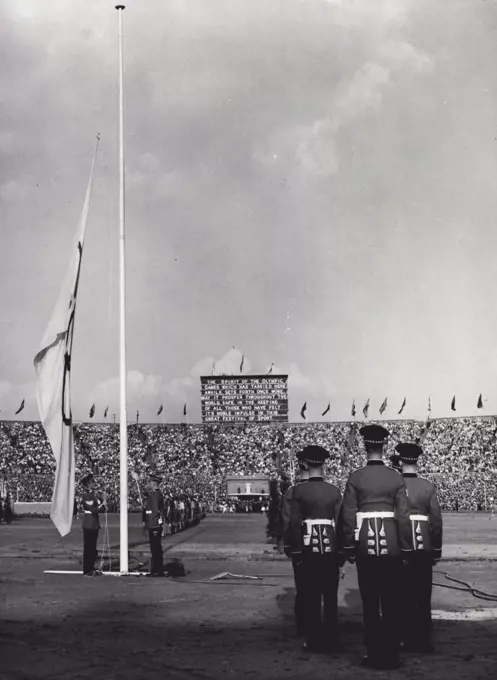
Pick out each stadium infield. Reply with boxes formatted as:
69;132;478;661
1;513;497;679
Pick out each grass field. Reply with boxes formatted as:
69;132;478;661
1;513;497;679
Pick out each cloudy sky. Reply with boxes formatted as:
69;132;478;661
1;0;497;424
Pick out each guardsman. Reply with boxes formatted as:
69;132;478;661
396;443;443;652
286;445;343;653
143;473;166;577
81;473;106;577
282;450;309;636
338;425;412;670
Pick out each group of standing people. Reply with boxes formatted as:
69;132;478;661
80;472;203;577
282;424;443;670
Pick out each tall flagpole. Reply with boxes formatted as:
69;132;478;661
116;4;128;574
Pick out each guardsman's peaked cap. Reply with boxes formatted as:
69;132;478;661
300;445;330;465
359;424;389;444
395;443;423;463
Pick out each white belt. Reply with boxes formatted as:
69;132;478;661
303;519;335;547
145;510;153;514
410;514;429;521
355;511;394;541
84;510;93;514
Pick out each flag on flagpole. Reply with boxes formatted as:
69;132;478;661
212;361;216;375
104;406;109;418
300;401;307;420
89;404;95;418
379;397;388;415
33;137;98;537
267;362;274;375
157;403;163;416
239;354;244;373
183;403;187;417
362;399;370;419
15;399;25;415
428;397;432;416
477;394;483;409
451;395;456;412
351;400;356;417
398;397;406;415
321;402;330;417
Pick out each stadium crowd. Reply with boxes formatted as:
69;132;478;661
1;418;497;514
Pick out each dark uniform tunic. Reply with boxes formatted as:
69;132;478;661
143;489;165;575
339;461;412;663
285;477;342;650
402;472;443;647
81;492;105;574
282;480;307;634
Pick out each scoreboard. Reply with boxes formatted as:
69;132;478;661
200;375;288;423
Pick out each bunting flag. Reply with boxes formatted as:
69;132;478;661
267;362;274;375
451;395;456;412
351;400;356;417
15;399;25;415
398;397;407;415
33;137;98;537
89;404;95;418
379;397;388;415
362;399;370;419
183;403;187;417
157;403;163;416
477;394;483;409
321;402;331;417
300;401;307;420
239;354;244;373
104;406;109;418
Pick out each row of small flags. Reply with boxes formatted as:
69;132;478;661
0;395;485;418
299;394;482;419
85;403;188;419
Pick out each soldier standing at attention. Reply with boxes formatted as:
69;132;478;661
143;473;166;577
286;445;343;653
81;473;106;577
282;449;309;636
396;443;443;652
338;425;412;669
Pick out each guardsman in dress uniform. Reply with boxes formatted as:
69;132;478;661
338;425;412;669
81;473;106;577
282;450;309;636
396;443;443;652
143;474;166;577
286;445;343;653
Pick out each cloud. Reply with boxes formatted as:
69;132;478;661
249;0;432;179
296;40;432;176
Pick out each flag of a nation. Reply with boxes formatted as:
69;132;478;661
33;142;97;537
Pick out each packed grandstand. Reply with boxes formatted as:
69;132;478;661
1;417;497;513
